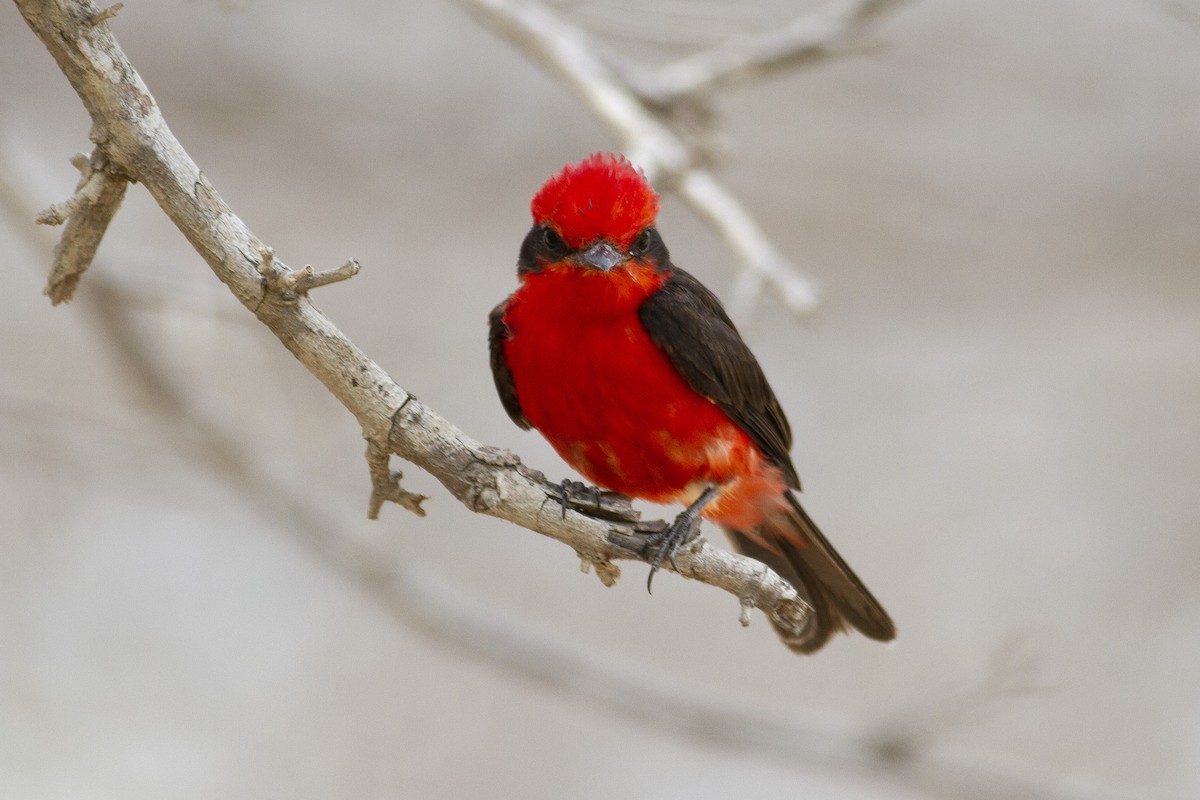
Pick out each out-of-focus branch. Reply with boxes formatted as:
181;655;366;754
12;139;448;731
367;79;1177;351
675;168;820;323
629;0;905;103
458;0;690;180
14;0;812;642
5;4;1134;797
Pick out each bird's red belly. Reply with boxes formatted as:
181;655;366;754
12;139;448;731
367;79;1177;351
504;305;750;503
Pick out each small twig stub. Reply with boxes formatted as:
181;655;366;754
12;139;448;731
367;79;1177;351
38;148;130;304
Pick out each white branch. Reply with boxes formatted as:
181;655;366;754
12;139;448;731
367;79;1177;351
458;0;689;180
631;0;907;103
677;168;821;317
13;0;811;642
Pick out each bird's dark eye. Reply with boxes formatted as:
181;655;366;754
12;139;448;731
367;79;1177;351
541;226;566;253
631;228;653;255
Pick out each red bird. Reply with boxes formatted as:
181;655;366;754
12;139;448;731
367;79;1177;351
489;153;895;653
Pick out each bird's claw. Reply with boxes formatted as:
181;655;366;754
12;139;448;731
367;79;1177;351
645;512;702;593
554;478;604;519
644;485;717;593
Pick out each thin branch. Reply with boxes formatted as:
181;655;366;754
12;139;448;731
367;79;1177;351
366;438;428;519
14;0;812;643
290;258;361;294
255;248;362;297
676;168;821;318
459;0;823;319
459;0;689;180
88;0;120;24
630;0;906;103
36;147;128;304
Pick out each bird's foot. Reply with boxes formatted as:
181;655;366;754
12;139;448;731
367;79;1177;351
543;478;640;524
645;485;718;593
551;478;604;519
644;513;701;593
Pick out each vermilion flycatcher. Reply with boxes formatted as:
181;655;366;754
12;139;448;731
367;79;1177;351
489;153;895;653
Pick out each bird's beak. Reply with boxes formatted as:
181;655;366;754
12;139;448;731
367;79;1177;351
579;241;625;271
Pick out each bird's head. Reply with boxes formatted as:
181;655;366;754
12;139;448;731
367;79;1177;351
519;152;668;276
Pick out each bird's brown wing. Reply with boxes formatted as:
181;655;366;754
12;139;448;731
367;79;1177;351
488;297;531;430
638;266;800;489
642;268;895;651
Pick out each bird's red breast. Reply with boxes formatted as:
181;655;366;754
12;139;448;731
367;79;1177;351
501;259;789;532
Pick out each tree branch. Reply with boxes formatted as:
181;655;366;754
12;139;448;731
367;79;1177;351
14;0;811;641
628;0;906;104
36;146;129;304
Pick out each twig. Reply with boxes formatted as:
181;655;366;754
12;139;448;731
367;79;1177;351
256;248;363;300
36;147;128;304
629;0;906;103
458;0;689;180
14;0;812;643
291;259;360;294
366;437;428;519
676;168;821;318
88;1;121;24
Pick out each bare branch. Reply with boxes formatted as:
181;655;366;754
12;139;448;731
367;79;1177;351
366;438;428;519
36;147;128;304
14;0;811;640
458;0;688;180
257;247;363;299
88;0;121;25
631;0;907;103
677;168;821;317
383;394;814;636
34;153;98;226
291;258;361;294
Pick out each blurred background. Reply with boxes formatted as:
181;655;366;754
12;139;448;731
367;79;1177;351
2;1;1198;798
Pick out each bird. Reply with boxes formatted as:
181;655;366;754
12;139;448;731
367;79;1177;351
488;152;895;653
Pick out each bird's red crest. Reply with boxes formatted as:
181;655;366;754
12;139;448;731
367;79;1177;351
530;153;659;250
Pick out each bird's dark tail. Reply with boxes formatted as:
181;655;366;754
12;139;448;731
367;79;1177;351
722;493;895;654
